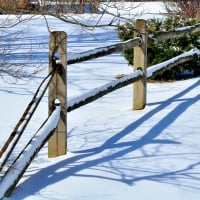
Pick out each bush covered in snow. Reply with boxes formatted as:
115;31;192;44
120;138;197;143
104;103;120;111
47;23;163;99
117;17;200;80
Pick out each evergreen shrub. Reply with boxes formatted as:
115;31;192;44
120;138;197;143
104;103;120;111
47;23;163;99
117;17;200;80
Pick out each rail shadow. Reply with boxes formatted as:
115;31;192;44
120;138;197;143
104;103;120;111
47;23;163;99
10;78;200;199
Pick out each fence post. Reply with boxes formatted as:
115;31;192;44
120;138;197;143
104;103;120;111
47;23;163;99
133;19;147;110
196;8;200;22
48;31;67;157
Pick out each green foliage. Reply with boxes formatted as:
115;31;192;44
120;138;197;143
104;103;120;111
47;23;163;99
117;17;200;80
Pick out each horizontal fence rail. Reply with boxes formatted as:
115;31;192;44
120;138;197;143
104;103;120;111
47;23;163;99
67;70;143;112
0;71;56;170
67;37;142;64
149;23;200;42
147;48;200;78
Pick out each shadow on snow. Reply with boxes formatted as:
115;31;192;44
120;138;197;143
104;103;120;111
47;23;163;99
14;79;200;198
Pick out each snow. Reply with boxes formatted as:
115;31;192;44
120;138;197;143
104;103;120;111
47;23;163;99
0;74;52;169
67;70;143;111
100;1;167;20
0;100;60;199
147;48;200;78
1;2;200;200
68;38;142;64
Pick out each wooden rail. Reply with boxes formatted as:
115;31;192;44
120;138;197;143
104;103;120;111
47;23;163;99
0;100;61;199
149;23;200;43
0;71;55;169
67;70;143;112
67;37;142;64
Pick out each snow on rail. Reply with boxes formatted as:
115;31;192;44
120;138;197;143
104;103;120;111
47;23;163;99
147;48;200;78
149;23;200;42
0;100;61;199
67;37;142;65
0;73;54;170
67;70;143;112
67;48;200;112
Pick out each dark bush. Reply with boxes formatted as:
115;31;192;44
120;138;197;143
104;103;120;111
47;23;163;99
117;16;200;80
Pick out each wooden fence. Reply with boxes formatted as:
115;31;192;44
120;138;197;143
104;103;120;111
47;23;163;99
0;32;66;199
1;18;200;199
66;19;200;112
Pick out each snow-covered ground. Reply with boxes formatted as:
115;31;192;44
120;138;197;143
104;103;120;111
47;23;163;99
1;2;200;200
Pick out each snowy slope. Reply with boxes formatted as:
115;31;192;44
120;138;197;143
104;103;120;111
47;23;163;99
1;2;200;200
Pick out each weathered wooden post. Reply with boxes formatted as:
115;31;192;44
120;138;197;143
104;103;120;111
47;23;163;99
48;31;67;157
133;19;147;110
196;8;200;22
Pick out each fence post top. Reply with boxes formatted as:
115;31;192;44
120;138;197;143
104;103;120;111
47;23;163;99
50;31;66;34
196;8;200;22
135;19;146;26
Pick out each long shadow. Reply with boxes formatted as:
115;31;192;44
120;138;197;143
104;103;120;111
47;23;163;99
13;79;200;198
